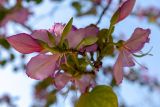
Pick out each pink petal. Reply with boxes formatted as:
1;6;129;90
67;25;98;49
31;29;54;47
7;33;43;54
0;15;10;26
85;25;99;37
49;23;64;37
54;73;72;90
49;23;77;45
26;54;60;80
49;23;77;36
11;8;30;24
81;25;99;52
75;74;95;93
0;8;30;26
113;53;124;84
124;28;151;53
84;44;98;52
0;0;6;5
114;48;135;84
116;0;136;23
121;49;135;67
67;29;85;48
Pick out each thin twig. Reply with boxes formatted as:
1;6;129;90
20;23;32;32
96;0;112;25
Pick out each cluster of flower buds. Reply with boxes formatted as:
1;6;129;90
6;0;151;93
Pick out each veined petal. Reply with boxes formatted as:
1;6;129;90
54;73;72;90
26;54;60;80
31;29;54;47
75;74;95;93
49;23;77;45
113;53;123;84
67;25;98;49
84;44;98;52
124;28;151;53
121;49;135;67
50;23;64;37
81;25;99;52
116;0;136;23
7;33;43;54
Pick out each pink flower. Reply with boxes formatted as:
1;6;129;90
113;28;151;84
6;31;60;80
0;8;30;26
49;23;98;51
26;54;60;80
54;73;95;93
0;0;6;5
67;24;99;51
112;0;136;24
7;23;99;82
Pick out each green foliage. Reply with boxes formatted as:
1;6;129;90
61;54;89;75
59;17;73;46
76;85;118;107
35;78;53;90
25;0;43;4
0;60;7;66
72;1;82;14
76;36;98;50
0;8;7;21
47;31;55;47
45;90;57;107
97;29;114;56
9;53;15;61
110;11;119;26
0;38;10;49
71;1;97;17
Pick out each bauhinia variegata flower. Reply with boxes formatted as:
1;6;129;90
6;0;151;95
7;20;98;93
113;28;151;84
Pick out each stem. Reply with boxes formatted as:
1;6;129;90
20;24;33;32
96;0;112;25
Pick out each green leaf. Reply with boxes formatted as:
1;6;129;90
97;29;108;48
76;36;98;50
72;1;82;14
101;44;114;56
76;85;118;107
83;36;98;45
46;90;57;107
47;31;55;47
10;53;15;61
26;0;42;4
59;18;73;46
0;60;7;66
110;10;119;26
38;40;59;53
0;9;7;20
0;38;10;49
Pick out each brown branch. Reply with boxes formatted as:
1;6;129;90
20;23;33;32
96;0;112;25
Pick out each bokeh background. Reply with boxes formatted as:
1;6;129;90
0;0;160;107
